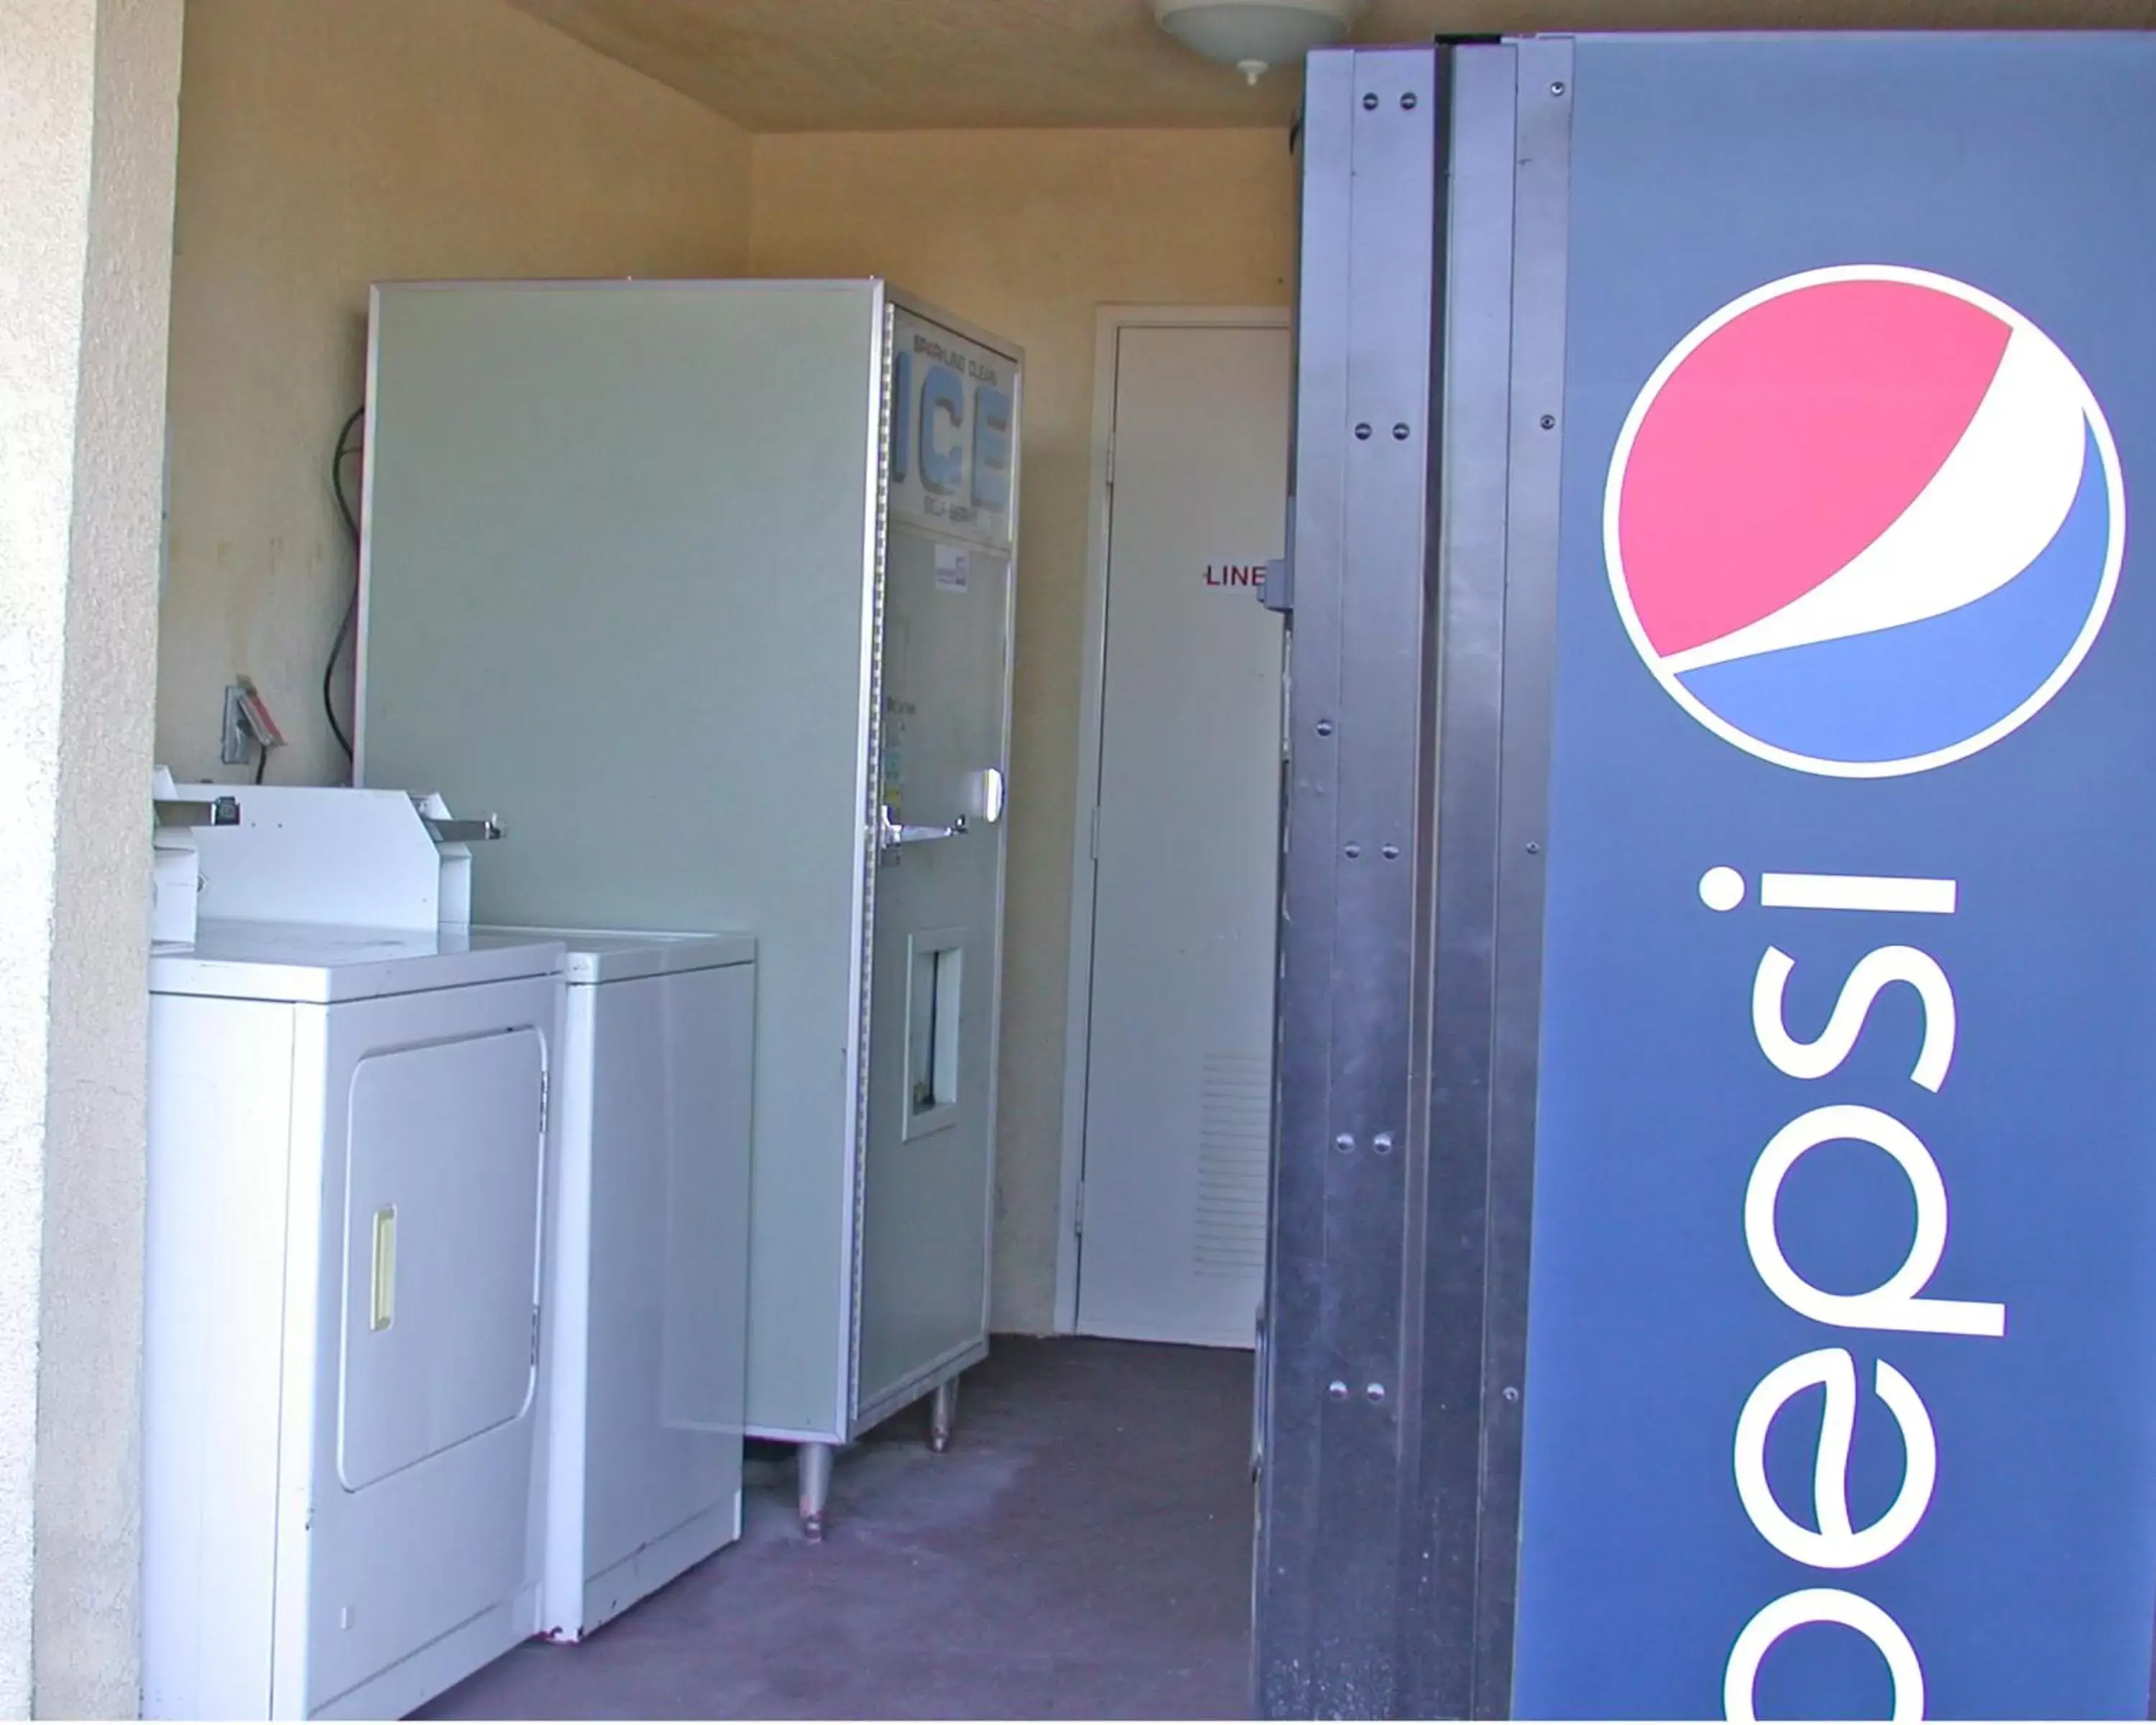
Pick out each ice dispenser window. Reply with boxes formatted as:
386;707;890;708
906;934;964;1138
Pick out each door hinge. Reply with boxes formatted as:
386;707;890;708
1104;438;1116;488
538;1069;550;1137
1074;1179;1086;1238
530;1305;543;1366
1088;806;1101;861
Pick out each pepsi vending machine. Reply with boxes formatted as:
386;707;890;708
1256;33;2156;1721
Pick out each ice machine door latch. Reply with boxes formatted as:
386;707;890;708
880;807;969;850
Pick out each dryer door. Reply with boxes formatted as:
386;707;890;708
338;1027;545;1490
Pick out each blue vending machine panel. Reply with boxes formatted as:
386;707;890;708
1516;34;2156;1721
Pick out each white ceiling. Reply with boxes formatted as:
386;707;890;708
510;0;2156;130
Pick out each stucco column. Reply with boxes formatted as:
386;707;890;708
0;0;183;1714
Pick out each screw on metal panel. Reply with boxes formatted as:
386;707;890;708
1329;1380;1350;1399
1539;414;1557;430
1503;1386;1521;1403
1354;423;1373;440
1401;91;1419;109
1381;844;1399;860
1365;1384;1387;1404
1345;844;1362;859
1363;91;1380;109
1526;841;1542;855
1316;719;1335;737
1334;1133;1355;1154
1373;1133;1394;1156
1393;423;1411;441
1551;80;1566;96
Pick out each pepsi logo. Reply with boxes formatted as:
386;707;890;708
1606;266;2127;777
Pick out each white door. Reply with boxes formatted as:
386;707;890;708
858;307;1019;1423
858;523;1013;1414
338;1028;545;1493
1075;321;1289;1348
305;980;554;1716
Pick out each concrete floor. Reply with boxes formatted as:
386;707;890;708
419;1338;1256;1720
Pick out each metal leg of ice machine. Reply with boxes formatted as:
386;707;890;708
798;1442;835;1542
929;1376;960;1455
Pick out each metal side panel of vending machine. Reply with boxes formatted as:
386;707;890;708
356;280;1019;1535
1256;34;2156;1721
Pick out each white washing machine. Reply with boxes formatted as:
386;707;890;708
142;786;565;1719
479;929;755;1640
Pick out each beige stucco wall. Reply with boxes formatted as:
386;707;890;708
0;0;183;1711
157;0;754;786
750;129;1296;1333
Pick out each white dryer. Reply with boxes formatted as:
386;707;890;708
478;930;756;1641
142;785;564;1719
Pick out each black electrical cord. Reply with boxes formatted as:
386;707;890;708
255;741;272;785
323;406;366;760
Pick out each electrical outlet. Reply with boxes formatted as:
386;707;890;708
222;678;285;765
220;686;249;765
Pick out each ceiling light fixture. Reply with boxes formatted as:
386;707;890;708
1152;0;1368;87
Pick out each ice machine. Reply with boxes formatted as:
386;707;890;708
356;280;1019;1532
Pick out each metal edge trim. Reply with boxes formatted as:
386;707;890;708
365;277;883;298
1471;33;1572;1719
973;359;1024;1340
1051;308;1128;1335
350;285;386;788
1256;44;1361;1719
1395;36;1518;1719
841;285;894;1426
747;1422;847;1447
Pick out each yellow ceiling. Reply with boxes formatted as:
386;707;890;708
508;0;2156;131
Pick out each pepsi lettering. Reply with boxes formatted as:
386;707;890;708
1694;868;2001;1718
